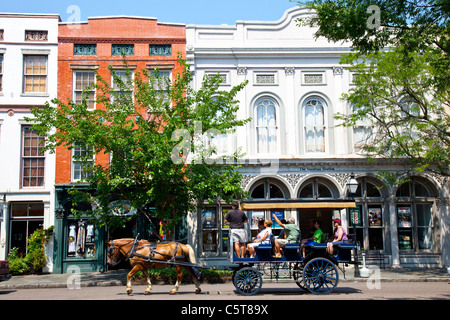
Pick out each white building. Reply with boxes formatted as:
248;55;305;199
0;14;59;271
186;7;450;268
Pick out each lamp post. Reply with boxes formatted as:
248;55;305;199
347;173;360;277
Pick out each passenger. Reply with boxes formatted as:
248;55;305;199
224;201;248;258
326;219;348;255
278;219;287;240
247;220;273;258
272;214;300;258
301;220;324;257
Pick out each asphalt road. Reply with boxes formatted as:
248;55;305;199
1;281;449;300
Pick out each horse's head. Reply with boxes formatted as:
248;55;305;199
106;240;122;266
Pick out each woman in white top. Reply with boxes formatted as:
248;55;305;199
247;219;273;258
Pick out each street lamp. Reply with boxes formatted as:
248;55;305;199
347;173;360;277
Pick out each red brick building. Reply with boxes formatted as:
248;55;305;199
54;16;185;273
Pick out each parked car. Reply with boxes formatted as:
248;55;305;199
0;260;11;282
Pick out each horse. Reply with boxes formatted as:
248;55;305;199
106;238;202;295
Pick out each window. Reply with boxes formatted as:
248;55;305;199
348;177;385;251
72;143;94;181
149;44;171;56
111;69;134;104
112;44;134;56
396;179;435;251
303;97;326;153
74;71;96;109
0;54;3;92
249;179;290;238
9;202;44;256
23;55;47;93
22;126;45;187
254;72;278;85
205;72;229;85
256;97;277;154
74;44;97;56
298;178;334;199
24;30;48;42
200;206;231;256
302;71;326;85
352;104;373;152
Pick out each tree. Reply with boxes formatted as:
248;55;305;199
28;58;250;237
296;0;450;177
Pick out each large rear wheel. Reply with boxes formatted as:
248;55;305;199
302;257;339;294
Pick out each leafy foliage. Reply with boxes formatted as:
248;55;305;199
28;58;250;234
296;0;450;177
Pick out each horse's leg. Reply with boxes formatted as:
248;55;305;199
126;264;142;295
142;268;152;295
185;266;202;294
170;265;183;294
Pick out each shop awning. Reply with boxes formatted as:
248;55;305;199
241;199;356;210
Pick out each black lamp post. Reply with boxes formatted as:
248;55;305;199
347;173;360;277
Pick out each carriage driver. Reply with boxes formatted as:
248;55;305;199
224;202;248;258
272;214;300;258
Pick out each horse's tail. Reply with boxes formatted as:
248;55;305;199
185;244;197;265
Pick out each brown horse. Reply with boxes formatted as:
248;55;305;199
106;238;201;295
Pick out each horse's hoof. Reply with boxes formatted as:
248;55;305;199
127;290;133;295
195;288;201;294
144;291;151;295
170;290;177;295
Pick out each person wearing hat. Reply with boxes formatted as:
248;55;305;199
272;214;300;258
224;202;248;258
327;218;348;255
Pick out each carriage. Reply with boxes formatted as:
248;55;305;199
229;200;359;296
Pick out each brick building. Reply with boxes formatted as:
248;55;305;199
53;16;185;273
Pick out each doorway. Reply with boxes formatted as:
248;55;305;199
297;209;333;241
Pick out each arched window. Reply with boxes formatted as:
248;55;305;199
396;178;435;251
249;178;289;237
303;97;326;153
256;97;277;154
298;178;335;199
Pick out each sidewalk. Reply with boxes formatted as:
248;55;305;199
1;266;449;289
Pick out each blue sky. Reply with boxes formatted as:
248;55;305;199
1;0;299;25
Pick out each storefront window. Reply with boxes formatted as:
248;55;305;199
9;202;44;256
349;178;385;251
396;179;435;252
200;206;231;256
67;219;96;258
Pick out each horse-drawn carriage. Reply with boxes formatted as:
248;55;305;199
229;199;359;296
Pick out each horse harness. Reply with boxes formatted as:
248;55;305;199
110;239;186;266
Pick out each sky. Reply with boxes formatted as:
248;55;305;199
1;0;299;25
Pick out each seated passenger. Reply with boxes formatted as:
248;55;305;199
247;220;273;258
272;214;300;258
301;220;324;257
326;219;348;255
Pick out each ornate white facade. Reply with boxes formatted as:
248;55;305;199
187;7;450;268
0;14;59;270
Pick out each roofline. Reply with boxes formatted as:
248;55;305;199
59;15;185;27
0;12;61;21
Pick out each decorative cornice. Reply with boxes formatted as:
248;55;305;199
58;37;186;44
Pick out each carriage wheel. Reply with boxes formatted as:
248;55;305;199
233;267;262;296
292;262;307;291
302;258;339;294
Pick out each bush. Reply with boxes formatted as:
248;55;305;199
6;227;54;275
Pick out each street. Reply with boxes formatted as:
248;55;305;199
1;281;448;300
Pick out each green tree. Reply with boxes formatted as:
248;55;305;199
296;0;449;177
28;59;249;236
